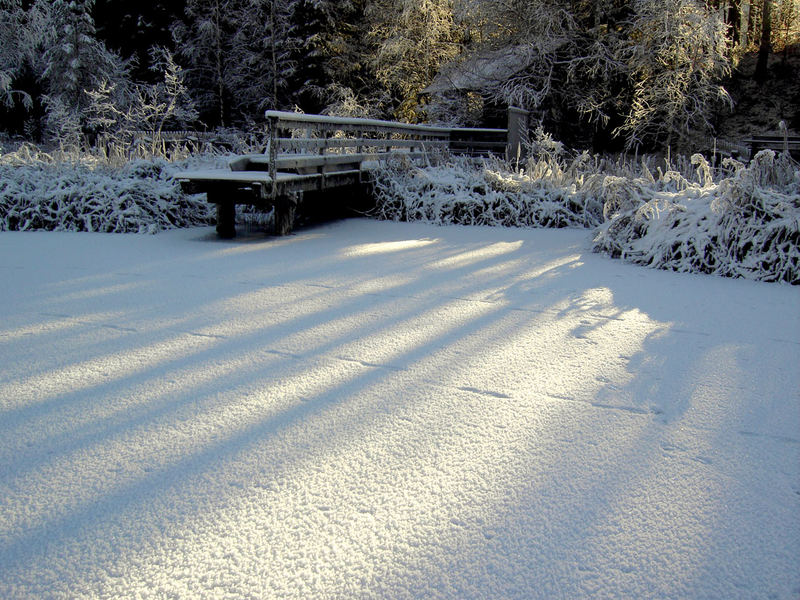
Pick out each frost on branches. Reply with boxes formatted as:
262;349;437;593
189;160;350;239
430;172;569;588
0;153;215;234
594;151;800;284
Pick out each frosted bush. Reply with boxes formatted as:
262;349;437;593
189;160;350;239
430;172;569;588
593;151;800;284
0;156;216;233
374;149;799;285
372;155;604;229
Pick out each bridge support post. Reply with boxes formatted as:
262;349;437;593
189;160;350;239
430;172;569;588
274;195;296;236
213;197;236;239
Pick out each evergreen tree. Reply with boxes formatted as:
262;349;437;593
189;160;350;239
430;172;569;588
174;0;299;126
229;0;298;115
0;0;30;112
41;0;121;113
0;0;49;111
173;0;233;126
290;0;383;116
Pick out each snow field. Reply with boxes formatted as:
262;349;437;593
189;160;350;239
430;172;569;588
0;220;798;598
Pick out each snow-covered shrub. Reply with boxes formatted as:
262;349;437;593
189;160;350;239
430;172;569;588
0;155;216;233
372;154;604;229
593;151;800;284
373;146;799;284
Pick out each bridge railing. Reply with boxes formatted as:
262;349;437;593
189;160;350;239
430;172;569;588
264;110;507;157
261;110;509;201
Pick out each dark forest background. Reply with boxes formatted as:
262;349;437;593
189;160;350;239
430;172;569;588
1;0;798;152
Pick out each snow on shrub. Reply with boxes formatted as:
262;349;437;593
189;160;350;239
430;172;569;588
0;147;218;233
373;149;800;284
594;151;800;284
372;154;604;229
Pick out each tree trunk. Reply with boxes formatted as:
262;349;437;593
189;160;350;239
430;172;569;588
727;0;741;45
754;0;772;80
271;0;278;110
739;0;751;48
214;0;226;127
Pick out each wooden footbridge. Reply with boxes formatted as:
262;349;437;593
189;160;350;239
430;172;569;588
176;110;523;237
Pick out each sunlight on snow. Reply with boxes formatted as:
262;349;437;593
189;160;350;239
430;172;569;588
210;232;327;257
52;281;150;303
343;238;438;256
0;311;128;343
429;240;523;269
1;223;797;598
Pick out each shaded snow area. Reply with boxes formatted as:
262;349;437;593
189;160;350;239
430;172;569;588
1;219;798;599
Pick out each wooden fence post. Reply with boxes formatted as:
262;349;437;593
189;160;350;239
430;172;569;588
267;113;279;201
506;106;530;165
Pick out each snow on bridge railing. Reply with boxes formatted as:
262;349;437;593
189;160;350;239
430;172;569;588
263;110;510;160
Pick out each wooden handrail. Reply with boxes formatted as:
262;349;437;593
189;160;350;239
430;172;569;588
264;110;507;144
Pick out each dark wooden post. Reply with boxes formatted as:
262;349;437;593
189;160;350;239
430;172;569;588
274;195;296;236
506;106;530;164
267;114;278;201
212;193;236;239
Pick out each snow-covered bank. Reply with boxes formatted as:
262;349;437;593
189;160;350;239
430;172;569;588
373;151;800;284
1;220;798;599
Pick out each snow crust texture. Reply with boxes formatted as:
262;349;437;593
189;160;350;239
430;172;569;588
0;220;798;599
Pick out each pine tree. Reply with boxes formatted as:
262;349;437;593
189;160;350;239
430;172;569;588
292;0;389;117
41;0;117;111
0;0;51;111
0;0;28;108
173;0;233;126
229;0;298;115
174;0;299;126
20;0;125;143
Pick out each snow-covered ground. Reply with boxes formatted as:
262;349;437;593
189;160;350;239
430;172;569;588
1;219;798;599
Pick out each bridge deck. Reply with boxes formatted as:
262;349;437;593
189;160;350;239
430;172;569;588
176;166;366;199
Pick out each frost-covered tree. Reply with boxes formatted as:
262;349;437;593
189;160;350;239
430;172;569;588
229;0;298;114
620;0;732;148
173;0;233;126
429;0;732;149
287;0;385;115
93;1;184;82
0;0;53;111
174;0;299;126
367;0;462;121
430;1;632;136
40;0;122;113
87;48;198;154
0;0;28;108
37;0;127;143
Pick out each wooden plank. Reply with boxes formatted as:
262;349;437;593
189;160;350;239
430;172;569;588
265;110;451;138
275;138;449;151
